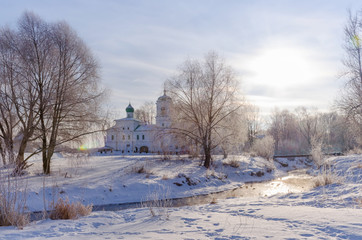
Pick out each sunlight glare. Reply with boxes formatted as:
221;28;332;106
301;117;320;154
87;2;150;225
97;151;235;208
247;47;315;92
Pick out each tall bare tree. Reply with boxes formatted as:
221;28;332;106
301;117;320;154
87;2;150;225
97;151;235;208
0;12;104;174
15;12;59;174
168;52;243;168
269;108;300;154
217;106;247;158
243;103;260;148
338;9;362;146
0;30;19;165
0;24;43;172
38;20;103;174
295;107;325;152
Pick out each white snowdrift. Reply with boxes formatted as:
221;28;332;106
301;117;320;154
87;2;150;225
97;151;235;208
0;153;361;239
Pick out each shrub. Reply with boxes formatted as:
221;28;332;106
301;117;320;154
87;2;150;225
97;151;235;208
313;170;343;188
347;148;362;155
354;163;362;169
50;198;92;220
131;165;153;175
311;138;324;168
210;198;218;204
161;174;170;180
277;139;301;155
142;187;172;220
223;158;240;168
251;135;275;160
67;153;90;169
356;198;362;207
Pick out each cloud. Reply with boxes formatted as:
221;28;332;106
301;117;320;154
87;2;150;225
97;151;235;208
1;0;360;116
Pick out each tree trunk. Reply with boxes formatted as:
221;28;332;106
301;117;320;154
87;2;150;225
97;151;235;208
13;138;28;175
42;137;48;174
203;144;212;168
223;151;228;159
45;142;56;175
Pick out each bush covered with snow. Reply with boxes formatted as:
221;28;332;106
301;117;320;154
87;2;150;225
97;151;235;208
251;135;275;160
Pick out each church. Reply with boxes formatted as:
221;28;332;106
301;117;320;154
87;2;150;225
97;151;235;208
104;91;183;154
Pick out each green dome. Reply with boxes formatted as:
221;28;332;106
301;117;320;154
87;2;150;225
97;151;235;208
126;103;134;113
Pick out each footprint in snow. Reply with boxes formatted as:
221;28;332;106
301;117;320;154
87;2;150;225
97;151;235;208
92;222;106;228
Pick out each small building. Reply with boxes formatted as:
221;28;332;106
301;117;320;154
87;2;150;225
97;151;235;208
104;91;183;154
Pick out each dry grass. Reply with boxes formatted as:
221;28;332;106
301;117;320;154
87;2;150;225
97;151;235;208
353;163;362;169
67;153;89;169
161;174;170;180
0;168;29;228
132;165;153;175
142;187;172;220
50;198;92;220
313;170;343;188
223;159;240;168
356;198;362;207
210;198;218;204
347;148;362;155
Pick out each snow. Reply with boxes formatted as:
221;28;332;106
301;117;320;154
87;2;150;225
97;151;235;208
0;153;361;239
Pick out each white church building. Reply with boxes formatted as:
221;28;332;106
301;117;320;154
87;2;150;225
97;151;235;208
104;91;183;154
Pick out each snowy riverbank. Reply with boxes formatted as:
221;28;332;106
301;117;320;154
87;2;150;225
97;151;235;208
0;153;361;239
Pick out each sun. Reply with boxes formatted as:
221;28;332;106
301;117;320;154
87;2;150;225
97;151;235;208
247;47;315;92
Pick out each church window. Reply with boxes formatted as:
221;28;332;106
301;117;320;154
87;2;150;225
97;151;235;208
122;135;125;140
162;123;164;127
127;127;129;130
161;107;166;116
142;135;145;140
137;135;139;140
122;127;125;130
128;135;130;140
111;135;114;140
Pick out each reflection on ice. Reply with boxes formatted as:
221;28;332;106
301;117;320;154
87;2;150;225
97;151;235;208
86;169;316;215
263;181;291;196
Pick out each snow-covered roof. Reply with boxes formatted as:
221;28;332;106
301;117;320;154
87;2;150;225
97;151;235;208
115;117;141;122
135;124;158;132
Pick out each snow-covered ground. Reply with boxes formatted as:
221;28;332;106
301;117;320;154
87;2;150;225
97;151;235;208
0;153;361;239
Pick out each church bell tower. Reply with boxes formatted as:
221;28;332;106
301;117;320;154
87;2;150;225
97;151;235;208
156;90;172;128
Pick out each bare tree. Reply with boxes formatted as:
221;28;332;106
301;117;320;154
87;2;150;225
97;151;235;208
38;20;103;174
338;9;362;146
0;30;19;165
14;12;59;174
167;52;244;168
217;107;247;158
0;24;42;172
0;12;104;174
243;103;260;149
268;108;300;155
134;101;156;124
295;107;325;153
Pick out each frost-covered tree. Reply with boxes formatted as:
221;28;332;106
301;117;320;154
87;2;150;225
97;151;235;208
338;9;362;146
167;52;244;168
0;12;104;174
268;108;300;155
243;103;261;149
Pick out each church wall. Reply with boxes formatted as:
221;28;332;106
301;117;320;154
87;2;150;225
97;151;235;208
104;91;184;154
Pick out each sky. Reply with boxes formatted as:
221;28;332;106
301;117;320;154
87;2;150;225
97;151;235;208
1;0;361;117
